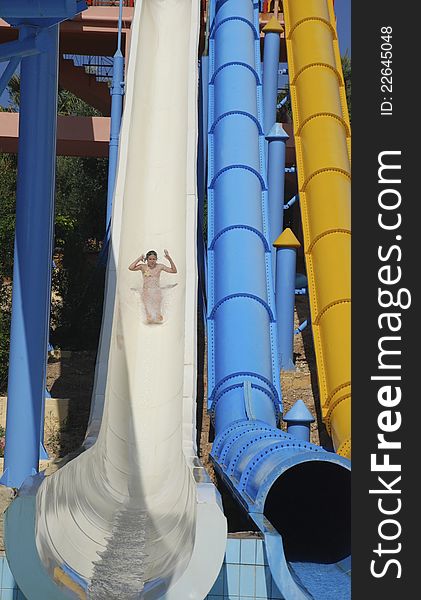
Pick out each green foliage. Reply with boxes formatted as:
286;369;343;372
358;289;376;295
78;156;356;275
52;155;108;348
0;154;16;390
0;154;17;278
7;74;101;117
0;283;12;390
0;78;108;391
0;423;5;456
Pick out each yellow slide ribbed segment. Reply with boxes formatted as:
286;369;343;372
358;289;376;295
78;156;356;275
283;0;351;458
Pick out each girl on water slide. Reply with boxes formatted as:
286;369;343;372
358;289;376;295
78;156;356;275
128;249;177;323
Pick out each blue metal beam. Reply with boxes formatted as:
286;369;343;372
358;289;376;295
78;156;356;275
1;0;87;27
0;56;21;96
0;34;45;63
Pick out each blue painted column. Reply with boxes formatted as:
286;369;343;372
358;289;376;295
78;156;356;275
265;123;288;278
273;227;300;371
106;0;125;238
262;17;283;135
283;399;315;442
1;24;59;488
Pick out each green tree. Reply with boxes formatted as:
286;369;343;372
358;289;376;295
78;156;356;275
0;77;109;390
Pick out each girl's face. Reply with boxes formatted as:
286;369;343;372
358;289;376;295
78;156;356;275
147;254;157;268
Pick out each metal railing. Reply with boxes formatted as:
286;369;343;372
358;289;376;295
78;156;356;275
63;54;114;82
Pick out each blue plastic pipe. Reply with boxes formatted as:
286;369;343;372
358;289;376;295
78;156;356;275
284;193;299;210
106;0;125;237
274;230;300;370
266;123;288;278
1;24;59;489
262;22;281;135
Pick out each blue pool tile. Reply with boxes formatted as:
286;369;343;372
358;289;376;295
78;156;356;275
1;560;16;589
240;539;256;565
255;541;266;566
0;589;16;600
255;565;271;598
239;564;255;597
224;563;240;596
225;539;241;564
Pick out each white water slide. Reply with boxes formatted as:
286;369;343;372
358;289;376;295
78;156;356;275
5;1;227;598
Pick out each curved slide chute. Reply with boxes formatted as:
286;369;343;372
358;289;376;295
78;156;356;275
5;1;227;598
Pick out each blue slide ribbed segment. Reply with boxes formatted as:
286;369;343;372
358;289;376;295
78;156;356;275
206;8;351;581
207;0;280;425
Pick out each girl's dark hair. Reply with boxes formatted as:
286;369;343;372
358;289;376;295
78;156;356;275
146;250;157;258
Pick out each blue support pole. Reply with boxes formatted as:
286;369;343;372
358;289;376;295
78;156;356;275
265;123;288;279
273;227;301;371
262;17;283;135
1;24;59;489
105;0;125;238
283;399;315;442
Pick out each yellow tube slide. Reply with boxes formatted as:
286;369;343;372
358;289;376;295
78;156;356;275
283;0;351;457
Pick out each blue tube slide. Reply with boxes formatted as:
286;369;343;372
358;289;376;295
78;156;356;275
207;1;351;596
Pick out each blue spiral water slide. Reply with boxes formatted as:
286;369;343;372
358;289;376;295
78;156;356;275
206;1;351;597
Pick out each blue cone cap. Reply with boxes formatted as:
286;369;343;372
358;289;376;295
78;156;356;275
283;399;315;424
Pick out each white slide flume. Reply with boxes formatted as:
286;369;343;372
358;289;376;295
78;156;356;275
6;0;227;598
